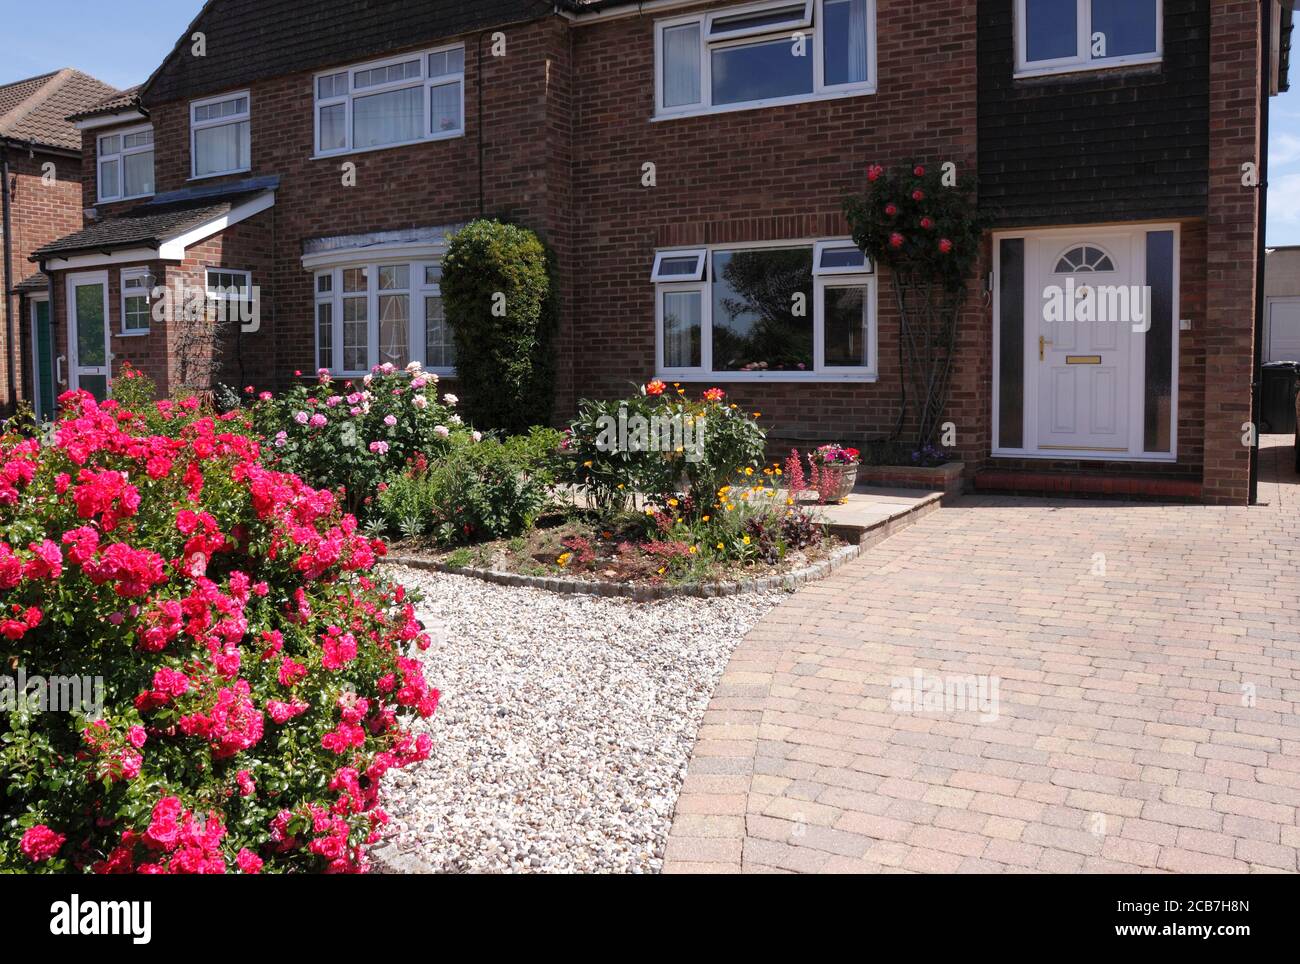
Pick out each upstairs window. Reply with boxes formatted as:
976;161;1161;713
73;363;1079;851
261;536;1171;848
191;92;251;178
656;0;875;118
1016;0;1161;76
315;44;465;156
97;126;154;202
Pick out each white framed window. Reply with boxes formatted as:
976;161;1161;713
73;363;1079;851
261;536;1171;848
1015;0;1162;77
205;268;255;323
314;44;465;157
651;249;707;282
314;259;454;375
653;239;876;380
655;0;875;119
97;125;154;203
119;269;152;335
191;91;251;178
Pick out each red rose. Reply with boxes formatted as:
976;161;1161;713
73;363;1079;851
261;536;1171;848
912;189;925;202
939;238;954;254
867;164;884;181
920;217;934;230
884;203;898;217
913;165;926;177
889;233;905;249
646;379;666;396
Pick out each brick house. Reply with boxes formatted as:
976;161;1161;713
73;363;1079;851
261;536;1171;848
19;0;1291;504
1;68;119;419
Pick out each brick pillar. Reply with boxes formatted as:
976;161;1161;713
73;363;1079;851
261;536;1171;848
1202;0;1262;505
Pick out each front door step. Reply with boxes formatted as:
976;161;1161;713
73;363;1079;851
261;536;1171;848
974;469;1201;501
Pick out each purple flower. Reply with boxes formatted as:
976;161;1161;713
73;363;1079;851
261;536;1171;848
368;441;389;455
384;415;397;427
309;414;327;428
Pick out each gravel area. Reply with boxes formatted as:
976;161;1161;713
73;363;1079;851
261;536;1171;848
374;566;781;873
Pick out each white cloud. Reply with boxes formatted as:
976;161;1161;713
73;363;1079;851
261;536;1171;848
1270;132;1300;169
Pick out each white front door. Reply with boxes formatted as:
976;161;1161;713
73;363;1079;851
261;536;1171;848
1032;233;1138;454
66;272;112;401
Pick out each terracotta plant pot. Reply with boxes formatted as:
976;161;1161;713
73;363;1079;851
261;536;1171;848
817;462;859;503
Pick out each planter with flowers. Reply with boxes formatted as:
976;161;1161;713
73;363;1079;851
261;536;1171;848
808;444;861;503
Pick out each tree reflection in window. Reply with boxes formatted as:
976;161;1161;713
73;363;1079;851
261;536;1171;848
711;247;814;371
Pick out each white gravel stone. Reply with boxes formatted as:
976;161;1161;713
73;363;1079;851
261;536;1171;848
375;566;781;873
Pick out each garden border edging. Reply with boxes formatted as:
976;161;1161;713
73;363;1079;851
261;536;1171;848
382;543;862;600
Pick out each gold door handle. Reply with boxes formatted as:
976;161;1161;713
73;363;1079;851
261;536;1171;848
1038;336;1053;361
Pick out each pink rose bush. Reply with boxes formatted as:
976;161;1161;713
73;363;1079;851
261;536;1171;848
248;363;467;515
0;387;438;873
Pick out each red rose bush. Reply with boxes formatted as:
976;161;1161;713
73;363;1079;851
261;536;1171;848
0;388;437;873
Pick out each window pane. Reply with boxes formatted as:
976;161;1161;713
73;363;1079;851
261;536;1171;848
1144;230;1174;453
353;86;422;148
711;36;814;105
818;246;867;271
342;267;367;292
317;273;333;293
319;72;346;99
658;255;702;278
124;294;150;331
662;290;702;368
74;284;106;366
998;239;1026;448
123;150;154;196
823;0;870;86
823;286;869;367
99;158;120;199
430;81;462;134
424;296;455;368
711;248;813;372
317;302;334;370
378;293;410;368
379;264;409;290
424;264;442;285
662;23;702;108
343;296;368;371
194;120;249;175
80;374;108;402
123;130;152;149
1025;0;1077;63
99;134;121;155
319;104;346;151
1091;0;1158;59
429;48;464;77
711;3;807;36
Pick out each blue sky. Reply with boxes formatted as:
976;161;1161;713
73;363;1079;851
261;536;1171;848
2;0;1299;244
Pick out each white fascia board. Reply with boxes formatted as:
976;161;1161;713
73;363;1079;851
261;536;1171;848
75;110;149;131
157;190;276;260
43;246;163;270
300;240;449;270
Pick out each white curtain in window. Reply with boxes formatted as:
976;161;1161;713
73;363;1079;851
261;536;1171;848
353;87;422;148
847;0;869;84
124;151;153;197
663;23;701;107
195;121;249;176
379;294;410;367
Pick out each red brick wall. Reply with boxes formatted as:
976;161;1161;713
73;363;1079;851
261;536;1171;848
1203;0;1262;505
568;0;983;459
3;147;83;410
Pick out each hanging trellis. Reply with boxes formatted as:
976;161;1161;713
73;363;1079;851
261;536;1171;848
844;162;982;447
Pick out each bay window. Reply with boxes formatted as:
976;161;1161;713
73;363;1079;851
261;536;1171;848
656;0;875;118
654;240;875;380
315;260;454;375
191;92;250;178
1016;0;1161;76
98;126;154;202
314;44;464;156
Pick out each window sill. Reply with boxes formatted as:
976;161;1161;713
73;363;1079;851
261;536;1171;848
188;168;252;182
1013;55;1161;81
311;131;465;162
653;85;876;122
98;192;155;205
657;372;878;383
116;330;151;338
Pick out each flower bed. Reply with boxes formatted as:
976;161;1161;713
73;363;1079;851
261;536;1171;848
1;381;438;874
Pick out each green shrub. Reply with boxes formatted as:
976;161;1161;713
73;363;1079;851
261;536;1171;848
377;434;554;545
440;220;558;435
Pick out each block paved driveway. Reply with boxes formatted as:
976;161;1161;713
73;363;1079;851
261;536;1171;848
663;438;1300;873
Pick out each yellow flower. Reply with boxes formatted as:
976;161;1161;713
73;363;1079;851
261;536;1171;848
716;542;724;550
775;468;782;476
557;552;572;567
689;545;698;554
583;460;593;468
744;467;754;476
668;498;679;507
617;483;625;490
786;498;795;506
645;507;656;516
657;567;666;574
702;515;710;522
742;535;751;545
753;412;762;417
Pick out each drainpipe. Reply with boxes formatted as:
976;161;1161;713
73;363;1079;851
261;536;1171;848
1;140;16;413
1250;0;1275;505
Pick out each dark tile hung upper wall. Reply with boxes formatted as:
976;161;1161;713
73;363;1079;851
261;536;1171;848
977;0;1209;226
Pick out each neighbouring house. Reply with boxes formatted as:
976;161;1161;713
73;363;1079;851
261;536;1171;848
1265;246;1300;363
1;68;120;420
18;0;1292;504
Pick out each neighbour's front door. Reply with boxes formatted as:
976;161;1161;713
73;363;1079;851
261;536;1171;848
30;298;57;420
1032;235;1137;455
67;272;111;401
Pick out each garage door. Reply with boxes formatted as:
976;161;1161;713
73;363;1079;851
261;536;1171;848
1267;298;1300;362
